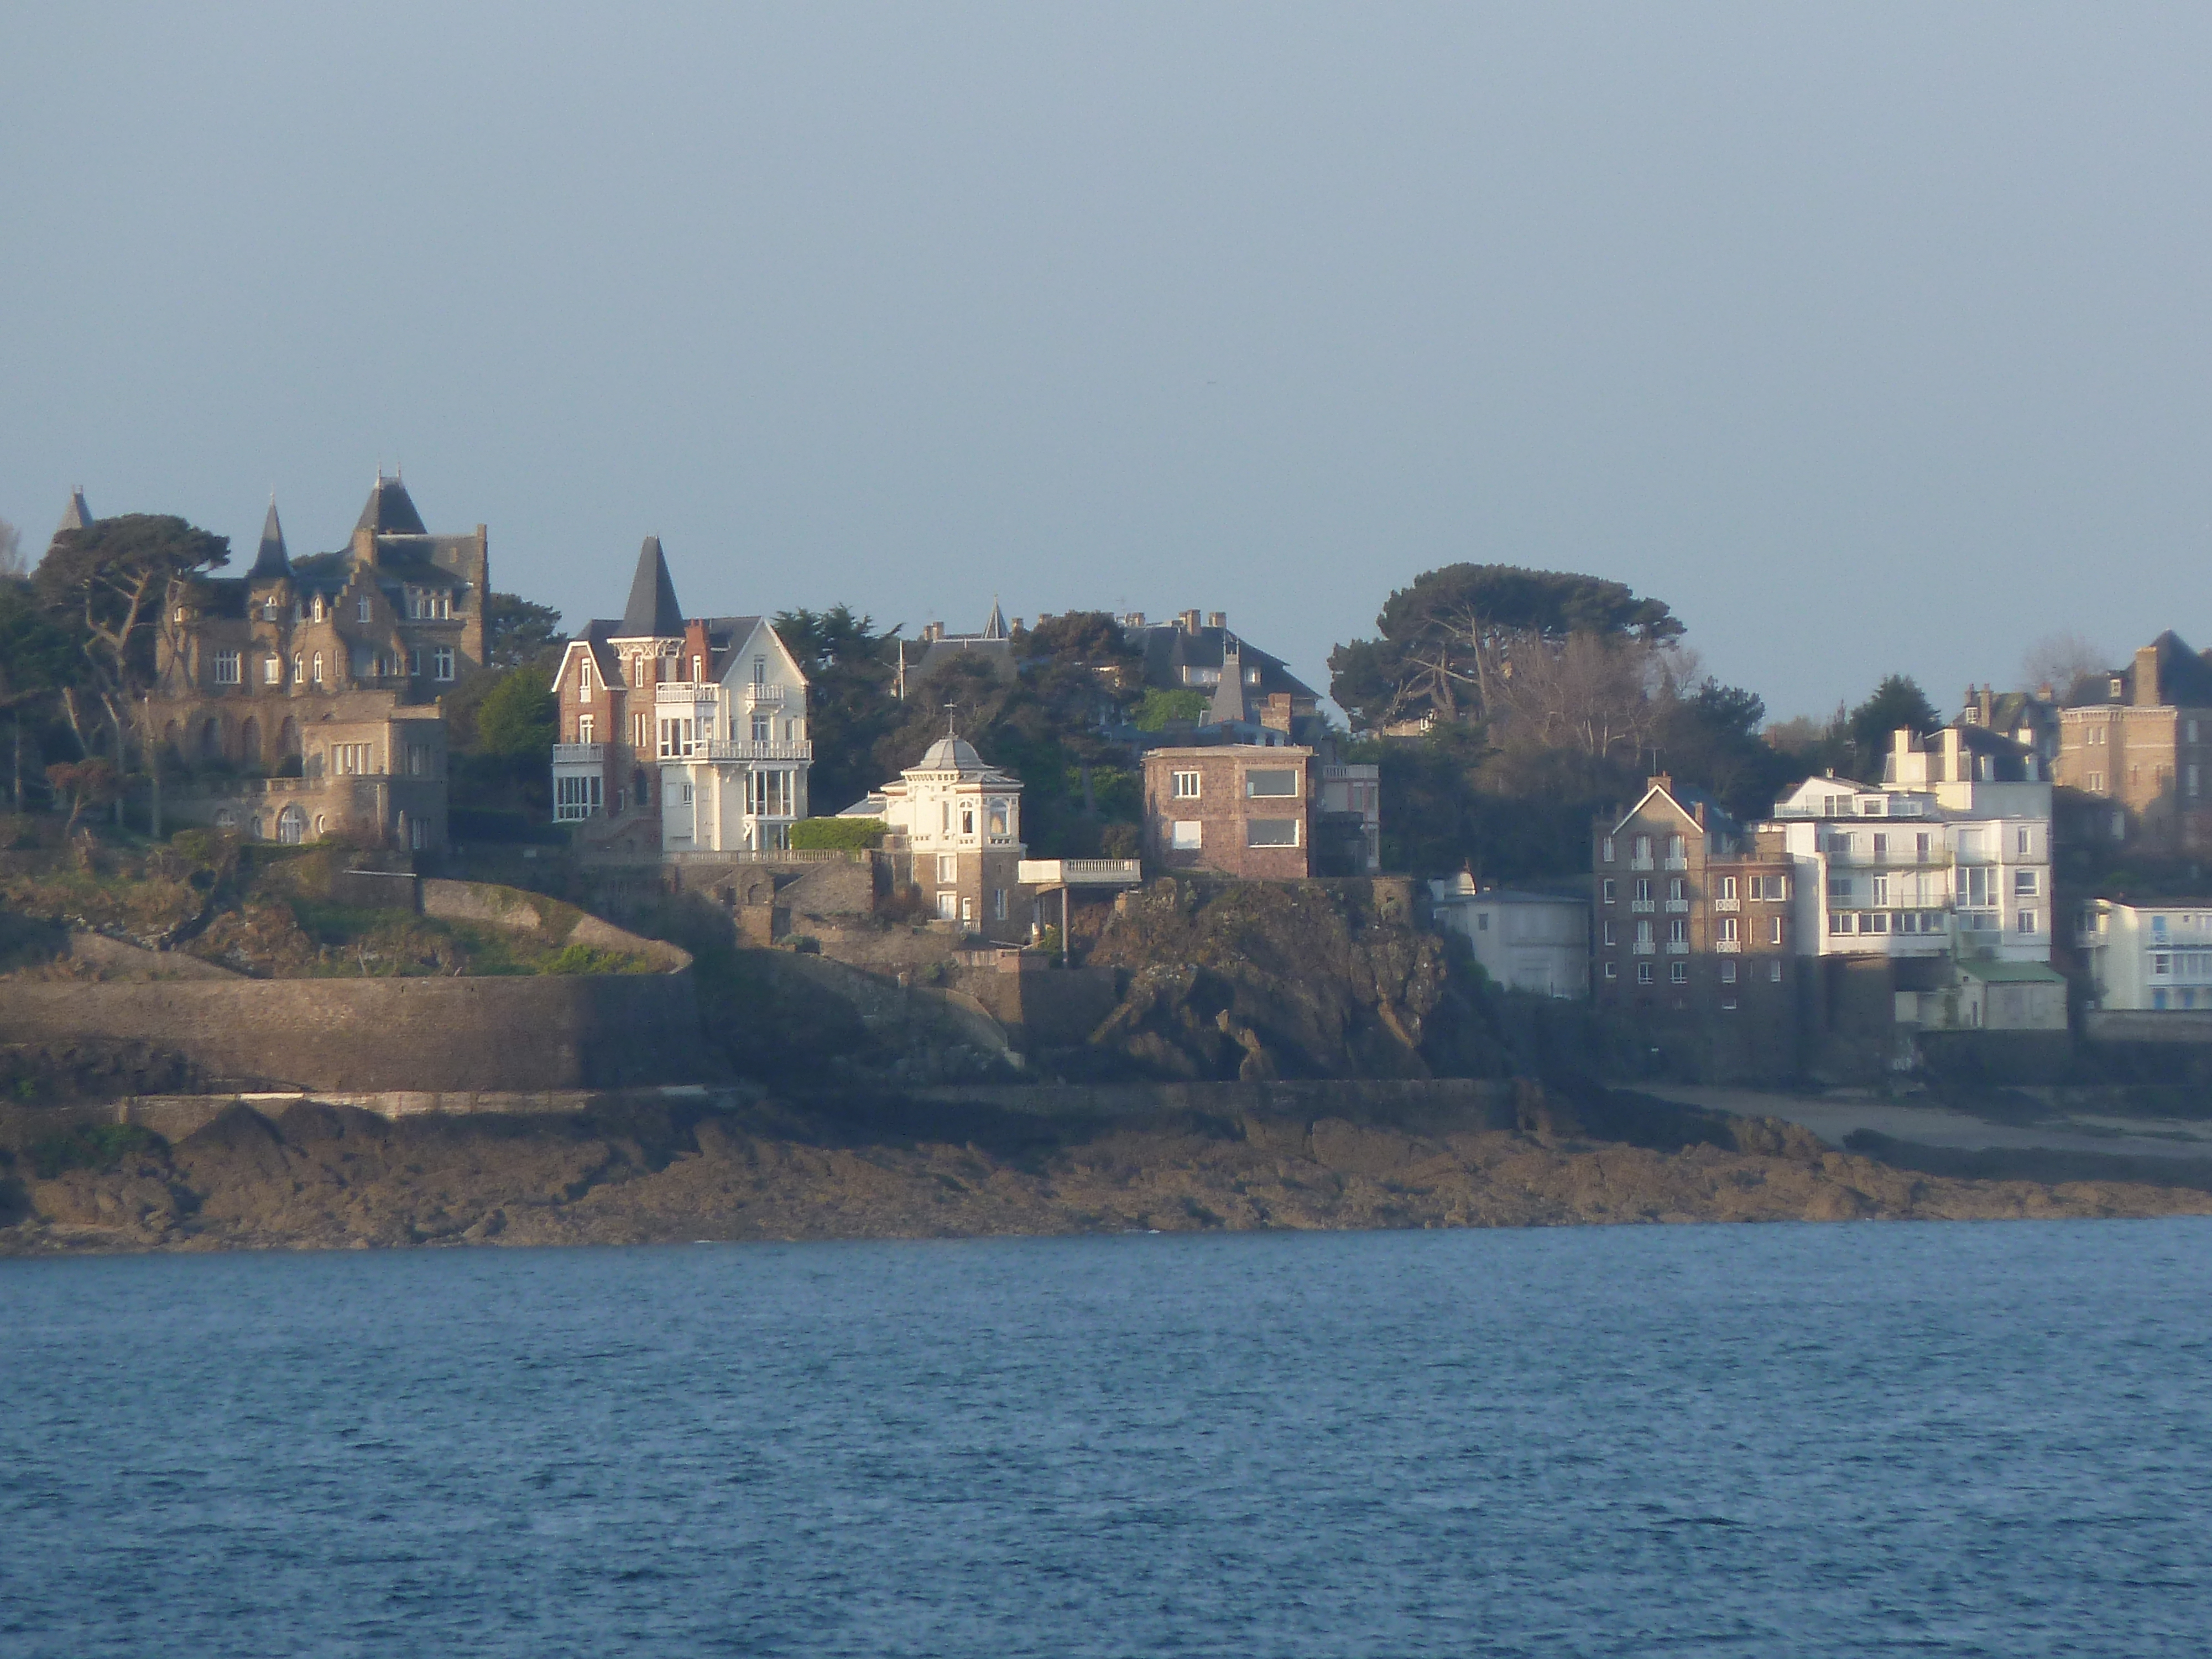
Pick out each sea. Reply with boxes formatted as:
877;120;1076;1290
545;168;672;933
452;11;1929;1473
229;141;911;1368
4;1220;2210;1657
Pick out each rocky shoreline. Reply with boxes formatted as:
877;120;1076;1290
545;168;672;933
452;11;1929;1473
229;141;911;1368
5;1087;2209;1256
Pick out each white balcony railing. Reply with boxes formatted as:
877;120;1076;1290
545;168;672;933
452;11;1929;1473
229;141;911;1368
1630;857;1654;870
1663;899;1689;914
1018;858;1144;886
1630;899;1655;914
656;682;717;704
743;684;786;706
552;743;606;764
1712;898;1740;912
1664;856;1689;870
1715;940;1740;954
1631;942;1655;955
697;739;813;763
1665;941;1689;954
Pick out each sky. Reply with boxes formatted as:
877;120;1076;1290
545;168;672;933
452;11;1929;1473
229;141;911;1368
4;3;2210;722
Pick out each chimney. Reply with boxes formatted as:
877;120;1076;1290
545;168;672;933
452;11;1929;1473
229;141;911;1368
683;618;711;684
1692;801;1707;829
2135;644;2161;707
1207;611;1226;629
1648;773;1672;793
1978;685;1994;726
1179;608;1202;633
1942;726;1963;783
1125;612;1145;627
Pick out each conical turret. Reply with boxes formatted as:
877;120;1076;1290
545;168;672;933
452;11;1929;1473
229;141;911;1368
619;536;685;637
250;498;291;578
56;488;92;536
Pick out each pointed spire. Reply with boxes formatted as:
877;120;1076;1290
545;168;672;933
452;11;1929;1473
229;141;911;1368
619;535;685;637
251;498;291;578
983;597;1008;640
57;487;92;536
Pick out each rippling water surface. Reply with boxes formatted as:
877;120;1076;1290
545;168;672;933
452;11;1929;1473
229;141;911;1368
6;1220;2211;1656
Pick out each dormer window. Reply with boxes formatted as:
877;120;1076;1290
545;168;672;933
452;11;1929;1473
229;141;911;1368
2111;677;2125;699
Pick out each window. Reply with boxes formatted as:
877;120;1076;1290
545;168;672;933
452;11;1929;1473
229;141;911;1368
785;720;796;742
434;648;455;681
1670;962;1688;984
331;742;373;775
290;651;302;684
692;654;704;683
961;897;974;924
1770;916;1785;945
1830;913;1854;935
2154;953;2172;977
1634;878;1652;902
212;651;241;685
1601;879;1616;904
988;800;1009;836
1871;875;1890;906
1828;876;1851;903
633;713;650;749
2017;827;2032;856
1769;961;1783;983
961;806;975;837
1720;959;1737;983
408;649;423;677
1666;834;1686;863
1247;818;1300;847
1636;962;1653;985
406;744;429;776
1749;874;1787;901
1718;875;1737;900
356;594;372;622
1171;820;1202;850
2190;719;2200;744
1668;877;1686;901
579;666;593;703
1866;912;1889;934
937;854;958;883
1601;836;1616;863
2193;765;2202;797
752;713;770;742
2088;772;2105;792
752;656;766;686
1172;770;1202;799
1601;920;1617;946
994;889;1007;921
1603;961;1618;980
2014;869;2038;896
2017;910;2038;935
1872;833;1887;856
658;718;695;758
1635;920;1653;946
1718;917;1739;943
554;775;603;820
311;595;325;622
1667;919;1688;945
1246;768;1298;798
1631;834;1651;863
311;651;324;684
578;715;594;744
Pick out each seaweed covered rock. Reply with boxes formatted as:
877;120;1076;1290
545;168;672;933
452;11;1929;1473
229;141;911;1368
1083;878;1511;1081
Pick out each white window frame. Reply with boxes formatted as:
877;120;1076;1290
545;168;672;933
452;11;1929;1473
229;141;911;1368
1171;770;1202;800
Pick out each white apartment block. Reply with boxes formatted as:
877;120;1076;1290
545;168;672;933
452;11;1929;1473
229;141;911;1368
1765;729;2053;966
2077;900;2212;1011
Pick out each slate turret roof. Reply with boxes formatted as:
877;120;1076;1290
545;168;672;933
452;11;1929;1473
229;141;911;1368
356;475;429;536
250;499;291;578
618;536;686;638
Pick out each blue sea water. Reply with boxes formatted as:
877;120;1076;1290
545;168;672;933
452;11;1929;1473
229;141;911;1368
4;1222;2211;1657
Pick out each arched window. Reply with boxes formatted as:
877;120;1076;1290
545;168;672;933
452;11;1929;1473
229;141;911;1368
240;718;262;767
311;651;324;685
200;718;223;760
279;806;306;844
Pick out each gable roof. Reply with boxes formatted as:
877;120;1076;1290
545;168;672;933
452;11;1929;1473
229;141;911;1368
619;536;685;637
1129;620;1318;702
1609;776;1744;841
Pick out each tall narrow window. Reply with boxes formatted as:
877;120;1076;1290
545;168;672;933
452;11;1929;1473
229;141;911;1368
578;715;594;744
357;594;372;622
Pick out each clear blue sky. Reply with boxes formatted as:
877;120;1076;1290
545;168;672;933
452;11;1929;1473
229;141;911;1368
4;3;2209;720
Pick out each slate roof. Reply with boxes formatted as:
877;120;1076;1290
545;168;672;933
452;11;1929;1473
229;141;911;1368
1128;621;1317;703
618;536;686;637
56;488;92;535
2068;632;2212;709
355;476;429;536
249;500;291;578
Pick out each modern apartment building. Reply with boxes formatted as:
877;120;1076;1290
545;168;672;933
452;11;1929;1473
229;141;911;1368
1143;745;1318;879
2077;899;2212;1011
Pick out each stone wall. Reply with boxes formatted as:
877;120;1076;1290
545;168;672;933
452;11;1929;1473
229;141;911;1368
0;972;706;1093
891;1076;1527;1123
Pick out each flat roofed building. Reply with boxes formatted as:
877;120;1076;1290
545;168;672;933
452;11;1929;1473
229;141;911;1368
1428;874;1588;999
1143;745;1316;880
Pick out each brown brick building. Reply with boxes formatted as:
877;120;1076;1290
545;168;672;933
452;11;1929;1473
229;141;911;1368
2053;632;2212;853
1143;745;1319;879
1592;776;1801;1078
137;477;484;849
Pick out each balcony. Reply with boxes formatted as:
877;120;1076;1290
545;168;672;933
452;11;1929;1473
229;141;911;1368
1630;899;1655;914
743;684;786;707
1629;857;1654;871
655;682;717;705
552;743;605;765
1712;898;1740;912
697;739;813;763
1665;941;1689;954
1715;940;1740;954
1663;856;1689;870
1631;942;1655;955
1017;858;1144;887
1663;899;1689;914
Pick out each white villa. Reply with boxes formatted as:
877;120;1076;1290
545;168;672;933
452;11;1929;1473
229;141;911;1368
842;732;1030;938
2077;900;2212;1011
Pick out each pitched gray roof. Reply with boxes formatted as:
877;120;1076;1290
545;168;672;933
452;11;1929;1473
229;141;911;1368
618;536;685;637
250;499;291;578
57;488;91;535
355;476;428;536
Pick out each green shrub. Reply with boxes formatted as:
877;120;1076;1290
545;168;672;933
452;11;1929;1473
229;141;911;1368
788;817;884;851
29;1123;162;1181
1133;688;1209;732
